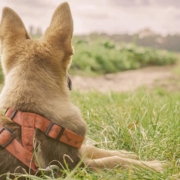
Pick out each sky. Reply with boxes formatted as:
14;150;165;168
0;0;180;35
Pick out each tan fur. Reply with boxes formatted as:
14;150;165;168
0;2;163;179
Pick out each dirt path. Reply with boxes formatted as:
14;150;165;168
71;66;175;92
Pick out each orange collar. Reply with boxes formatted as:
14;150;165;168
5;108;85;149
0;125;38;173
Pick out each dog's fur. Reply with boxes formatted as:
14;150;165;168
0;2;163;179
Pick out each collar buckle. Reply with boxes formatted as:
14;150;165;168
0;127;15;148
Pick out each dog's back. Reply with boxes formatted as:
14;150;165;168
0;2;87;179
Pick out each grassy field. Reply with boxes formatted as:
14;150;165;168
4;86;180;179
70;87;180;179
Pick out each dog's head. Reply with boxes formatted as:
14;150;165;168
0;2;73;92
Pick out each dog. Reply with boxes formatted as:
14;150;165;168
0;2;163;179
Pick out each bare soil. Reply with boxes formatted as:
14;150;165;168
71;66;178;92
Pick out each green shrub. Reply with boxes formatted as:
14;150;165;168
70;38;178;75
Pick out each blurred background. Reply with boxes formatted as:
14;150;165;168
0;0;180;35
0;0;180;91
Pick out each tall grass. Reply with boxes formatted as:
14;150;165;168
70;87;180;179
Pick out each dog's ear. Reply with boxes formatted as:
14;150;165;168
0;7;30;44
44;2;73;55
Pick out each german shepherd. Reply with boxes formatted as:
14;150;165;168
0;2;163;179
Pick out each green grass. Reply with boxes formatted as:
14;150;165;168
4;87;180;179
71;87;180;179
70;38;178;76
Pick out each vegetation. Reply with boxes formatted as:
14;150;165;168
76;30;180;52
70;38;178;76
70;87;180;179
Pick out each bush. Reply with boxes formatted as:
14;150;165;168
70;38;178;75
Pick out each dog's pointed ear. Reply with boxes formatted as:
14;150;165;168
44;2;73;54
0;7;30;43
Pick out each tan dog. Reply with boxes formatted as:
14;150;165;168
0;2;163;179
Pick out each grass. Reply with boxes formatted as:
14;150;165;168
71;87;180;179
3;86;180;179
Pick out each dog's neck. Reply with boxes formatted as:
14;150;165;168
0;67;87;135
